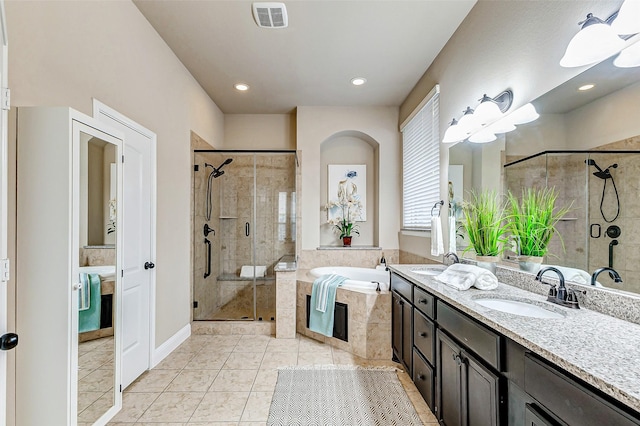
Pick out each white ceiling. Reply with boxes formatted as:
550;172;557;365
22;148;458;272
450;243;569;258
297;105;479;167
133;0;476;114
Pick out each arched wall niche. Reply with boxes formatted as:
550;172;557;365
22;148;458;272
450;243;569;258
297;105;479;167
319;130;379;247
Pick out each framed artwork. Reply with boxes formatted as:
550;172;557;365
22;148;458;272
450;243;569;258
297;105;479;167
327;164;366;221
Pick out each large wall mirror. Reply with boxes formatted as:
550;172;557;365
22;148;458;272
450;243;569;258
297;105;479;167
449;57;640;295
77;125;122;424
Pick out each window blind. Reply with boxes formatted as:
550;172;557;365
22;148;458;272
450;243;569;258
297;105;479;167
402;87;440;230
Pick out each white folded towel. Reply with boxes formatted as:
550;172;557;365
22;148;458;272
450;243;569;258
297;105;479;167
540;264;601;287
448;216;457;254
240;265;267;278
431;216;444;256
436;263;499;291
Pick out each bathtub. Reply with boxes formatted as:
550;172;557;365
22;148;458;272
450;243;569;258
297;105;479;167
309;266;390;291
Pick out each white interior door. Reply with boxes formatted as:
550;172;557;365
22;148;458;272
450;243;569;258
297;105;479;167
93;101;156;389
0;1;9;422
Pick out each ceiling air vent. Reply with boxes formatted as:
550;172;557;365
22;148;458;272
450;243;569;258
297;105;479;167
252;2;288;29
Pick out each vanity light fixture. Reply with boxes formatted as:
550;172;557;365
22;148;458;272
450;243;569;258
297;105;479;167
560;13;625;68
442;118;469;143
473;94;503;125
351;77;367;86
613;38;640;68
611;0;640;35
505;103;540;125
234;83;250;91
441;90;515;144
578;84;595;91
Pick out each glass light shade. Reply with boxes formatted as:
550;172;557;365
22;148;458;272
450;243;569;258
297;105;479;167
506;103;539;125
442;119;467;143
614;39;640;67
457;107;481;135
612;0;640;35
468;129;496;143
486;119;516;134
560;17;626;67
474;96;503;125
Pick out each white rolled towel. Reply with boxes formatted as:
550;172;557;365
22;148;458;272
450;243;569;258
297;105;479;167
431;216;444;256
436;263;499;291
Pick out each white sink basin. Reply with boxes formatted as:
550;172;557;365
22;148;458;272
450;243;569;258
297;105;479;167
410;265;447;276
79;265;116;281
474;298;565;319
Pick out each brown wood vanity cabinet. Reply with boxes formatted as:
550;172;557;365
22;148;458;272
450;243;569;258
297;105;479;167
390;272;640;426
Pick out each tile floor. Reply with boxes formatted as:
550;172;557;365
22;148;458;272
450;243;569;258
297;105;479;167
103;333;438;425
79;336;115;424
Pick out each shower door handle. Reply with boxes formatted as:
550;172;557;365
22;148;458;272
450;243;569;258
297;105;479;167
245;222;250;237
204;238;211;279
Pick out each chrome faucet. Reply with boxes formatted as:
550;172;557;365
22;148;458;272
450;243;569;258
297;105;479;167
591;267;623;286
535;266;580;309
444;252;460;264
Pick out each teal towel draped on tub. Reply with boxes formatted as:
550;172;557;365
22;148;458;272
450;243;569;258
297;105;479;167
79;273;101;333
309;274;348;337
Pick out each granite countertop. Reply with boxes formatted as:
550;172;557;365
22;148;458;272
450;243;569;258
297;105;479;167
389;264;640;413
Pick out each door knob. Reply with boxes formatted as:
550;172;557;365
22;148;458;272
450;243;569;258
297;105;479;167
144;262;155;270
0;333;18;351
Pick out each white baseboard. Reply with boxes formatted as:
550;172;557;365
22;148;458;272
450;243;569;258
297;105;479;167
151;323;191;368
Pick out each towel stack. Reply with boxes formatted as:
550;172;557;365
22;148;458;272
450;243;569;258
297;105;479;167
436;264;499;291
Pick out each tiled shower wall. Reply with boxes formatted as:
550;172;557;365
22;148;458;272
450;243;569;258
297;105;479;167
192;152;296;320
504;136;640;293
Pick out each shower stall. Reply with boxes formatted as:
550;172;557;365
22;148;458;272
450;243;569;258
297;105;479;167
192;150;297;321
503;150;639;287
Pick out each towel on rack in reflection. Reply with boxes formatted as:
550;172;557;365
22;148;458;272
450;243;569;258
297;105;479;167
431;216;444;256
436;264;498;291
448;215;457;255
79;273;101;333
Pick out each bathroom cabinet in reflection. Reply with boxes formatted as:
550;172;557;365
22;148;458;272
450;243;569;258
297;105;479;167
15;107;123;425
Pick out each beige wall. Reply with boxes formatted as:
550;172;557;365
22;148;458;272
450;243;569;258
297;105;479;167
224;113;295;149
297;106;400;251
399;0;623;261
6;1;224;349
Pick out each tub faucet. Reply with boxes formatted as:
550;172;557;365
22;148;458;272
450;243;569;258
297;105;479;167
591;267;623;286
444;252;459;264
536;266;580;309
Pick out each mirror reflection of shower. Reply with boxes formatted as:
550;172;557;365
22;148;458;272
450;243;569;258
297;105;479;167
586;158;620;223
205;158;233;221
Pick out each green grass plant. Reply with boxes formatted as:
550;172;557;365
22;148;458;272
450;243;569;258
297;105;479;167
506;187;571;258
462;189;507;257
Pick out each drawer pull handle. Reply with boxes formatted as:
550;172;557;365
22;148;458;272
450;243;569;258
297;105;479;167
418;374;425;380
418;299;428;304
419;332;427;337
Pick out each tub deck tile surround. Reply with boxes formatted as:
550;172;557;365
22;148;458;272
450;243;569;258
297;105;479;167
390;264;640;413
296;269;392;360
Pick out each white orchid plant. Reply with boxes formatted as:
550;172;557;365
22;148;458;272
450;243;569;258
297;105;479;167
324;199;363;238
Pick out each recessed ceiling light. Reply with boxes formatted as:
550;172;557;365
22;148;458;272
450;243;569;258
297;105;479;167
351;77;367;86
578;84;595;91
234;83;250;91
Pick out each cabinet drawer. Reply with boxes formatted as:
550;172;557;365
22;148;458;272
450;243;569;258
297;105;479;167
413;286;434;319
524;354;640;426
437;301;502;369
413;348;434;410
413;309;435;365
391;273;412;301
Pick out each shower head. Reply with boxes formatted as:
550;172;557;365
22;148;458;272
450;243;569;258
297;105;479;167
206;158;233;179
586;159;617;179
213;170;225;178
223;158;233;165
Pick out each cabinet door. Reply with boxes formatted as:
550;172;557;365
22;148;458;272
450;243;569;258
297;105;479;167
392;292;403;362
402;299;413;371
464;349;501;426
437;330;463;426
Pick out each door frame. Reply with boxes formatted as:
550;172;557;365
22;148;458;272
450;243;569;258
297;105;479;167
92;99;157;371
0;0;7;422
